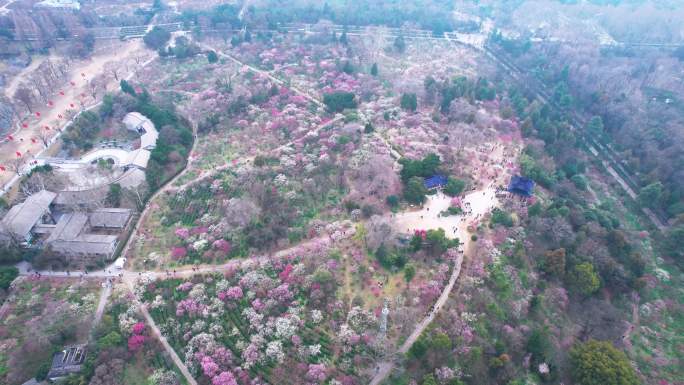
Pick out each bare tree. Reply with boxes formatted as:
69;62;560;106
7;157;24;176
13;86;34;113
124;184;147;211
88;75;108;100
28;73;49;104
104;61;121;81
37;130;51;147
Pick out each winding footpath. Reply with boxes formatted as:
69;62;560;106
7;41;503;385
370;185;499;385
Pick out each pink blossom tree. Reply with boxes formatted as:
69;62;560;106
306;363;327;383
211;371;238;385
128;335;146;352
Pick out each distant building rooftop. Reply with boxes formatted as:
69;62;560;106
0;190;56;240
89;208;131;229
46;213;118;256
125;148;151;169
54;187;107;208
35;0;80;10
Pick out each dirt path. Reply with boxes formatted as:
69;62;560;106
370;143;513;385
122;114;344;264
0;40;151;192
369;201;479;385
202;42;324;108
92;282;112;328
123;276;198;385
620;294;640;351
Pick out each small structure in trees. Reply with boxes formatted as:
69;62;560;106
47;345;87;381
507;175;535;197
424;175;448;190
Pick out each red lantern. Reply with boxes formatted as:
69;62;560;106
31;138;36;143
48;100;53;106
70;103;75;108
59;90;65;95
16;151;21;157
0;166;5;171
22;123;28;128
35;112;41;117
7;135;13;140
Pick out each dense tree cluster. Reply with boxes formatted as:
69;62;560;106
570;340;639;385
143;26;171;50
249;1;455;34
323;91;357;112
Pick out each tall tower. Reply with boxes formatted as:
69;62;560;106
379;298;389;337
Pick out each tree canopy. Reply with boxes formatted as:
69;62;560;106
400;93;418;112
143;26;171;50
404;176;428;205
570;340;639;385
323;91;357;112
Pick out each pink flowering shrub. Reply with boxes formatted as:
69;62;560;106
251;298;265;311
175;227;190;239
306;363;327;383
211;371;238;385
131;322;146;335
177;282;194;292
268;283;293;303
190;226;208;235
213;239;232;254
218;286;243;301
279;264;294;282
176;298;205;317
420;281;441;304
171;246;187;259
128;334;146;352
201;356;220;378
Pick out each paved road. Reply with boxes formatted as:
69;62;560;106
202;43;324;108
370;174;503;384
124;277;198;385
369;243;466;385
1;52;157;198
92;282;112;328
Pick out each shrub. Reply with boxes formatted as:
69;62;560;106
408;333;429;359
375;244;406;269
399;153;441;182
143;26;171;50
403;264;416;283
444;177;466;196
400;93;418;112
207;50;219;63
542;248;566;277
568;262;600;296
490;208;514;227
323;91;357;112
386;195;400;209
97;331;123;350
0;266;18;290
404;176;428;204
35;362;50;381
570;340;638;385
